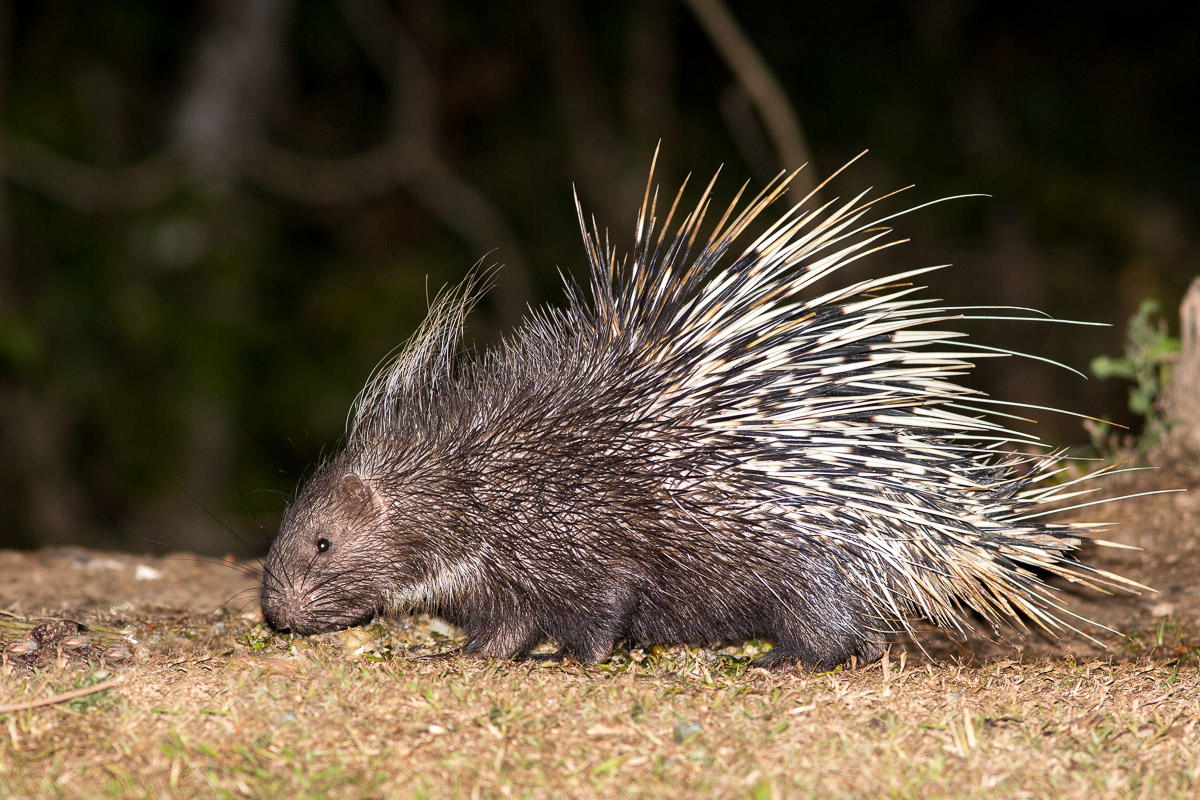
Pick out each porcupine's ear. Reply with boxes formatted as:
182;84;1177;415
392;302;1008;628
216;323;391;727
337;473;383;516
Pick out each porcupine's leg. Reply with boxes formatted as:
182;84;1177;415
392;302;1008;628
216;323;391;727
540;587;638;664
461;623;542;660
750;570;888;672
455;608;545;660
546;631;617;665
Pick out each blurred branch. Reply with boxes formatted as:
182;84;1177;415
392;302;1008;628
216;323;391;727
0;0;11;276
682;0;815;193
245;140;407;204
0;135;187;213
247;134;533;324
0;0;531;324
536;0;642;226
1165;278;1200;454
625;0;674;147
174;0;286;186
331;0;395;78
323;0;530;325
0;0;280;214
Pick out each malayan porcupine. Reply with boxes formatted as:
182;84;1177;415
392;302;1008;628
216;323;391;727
260;155;1143;672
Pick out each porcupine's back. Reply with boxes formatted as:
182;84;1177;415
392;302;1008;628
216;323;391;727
266;157;1143;670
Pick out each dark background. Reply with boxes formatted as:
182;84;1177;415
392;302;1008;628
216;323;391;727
1;1;1195;555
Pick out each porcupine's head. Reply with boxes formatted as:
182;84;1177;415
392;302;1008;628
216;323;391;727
260;456;394;635
261;272;486;636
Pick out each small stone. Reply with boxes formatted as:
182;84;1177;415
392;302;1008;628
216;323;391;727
134;565;162;581
102;644;133;663
7;638;38;657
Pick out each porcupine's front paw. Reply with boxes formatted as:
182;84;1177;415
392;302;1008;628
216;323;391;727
543;639;615;666
460;621;543;661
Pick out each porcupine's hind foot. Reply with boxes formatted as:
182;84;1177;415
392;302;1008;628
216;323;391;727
748;561;893;671
748;647;806;673
750;637;886;672
751;617;888;672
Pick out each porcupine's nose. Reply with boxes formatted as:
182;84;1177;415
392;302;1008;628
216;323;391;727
260;594;289;632
262;595;317;635
259;572;299;633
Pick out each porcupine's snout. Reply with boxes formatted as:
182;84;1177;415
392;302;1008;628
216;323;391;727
258;559;313;634
259;549;377;636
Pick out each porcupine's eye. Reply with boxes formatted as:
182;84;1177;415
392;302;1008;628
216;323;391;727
316;537;332;553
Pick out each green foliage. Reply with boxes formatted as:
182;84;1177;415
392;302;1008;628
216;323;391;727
236;626;272;651
1091;299;1180;426
0;316;40;371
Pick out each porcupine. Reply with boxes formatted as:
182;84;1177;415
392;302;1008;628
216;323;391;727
260;154;1142;672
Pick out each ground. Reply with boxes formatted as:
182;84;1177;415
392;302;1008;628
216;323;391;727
1;466;1198;799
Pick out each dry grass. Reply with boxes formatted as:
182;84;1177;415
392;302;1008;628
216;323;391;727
3;465;1198;799
2;615;1198;800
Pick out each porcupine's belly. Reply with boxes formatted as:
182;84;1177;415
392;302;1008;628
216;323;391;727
617;567;789;646
616;545;879;651
624;603;776;647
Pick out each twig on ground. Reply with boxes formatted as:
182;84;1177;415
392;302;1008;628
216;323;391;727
0;677;122;714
